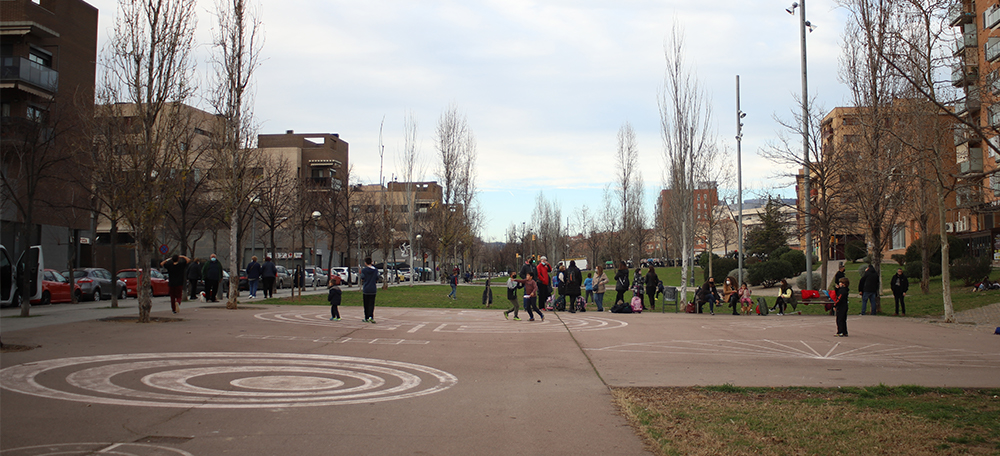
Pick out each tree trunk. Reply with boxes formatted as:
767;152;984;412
137;246;152;323
938;185;954;322
227;212;239;309
110;218;119;308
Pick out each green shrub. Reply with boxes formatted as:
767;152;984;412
950;256;992;286
904;235;966;264
780;249;807;276
748;260;794;288
728;268;749;284
890;253;906;265
904;260;941;279
795;272;823;291
702;257;738;283
771;245;792;259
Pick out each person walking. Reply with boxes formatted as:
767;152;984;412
503;271;521;320
644;266;660;311
359;257;378;323
246;256;261;299
858;265;880;315
160;254;189;313
614;261;630;305
186;258;202;300
448;267;459;299
564;260;582;313
536;256;553;312
890;268;908;316
327;277;342;321
201;254;224;302
835;277;850;337
584;273;594;303
592;265;608;312
515;271;544;321
260;256;277;299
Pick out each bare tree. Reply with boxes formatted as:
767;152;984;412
660;23;718;301
98;0;198;322
433;105;478;274
397;111;425;285
613;122;644;263
209;0;264;309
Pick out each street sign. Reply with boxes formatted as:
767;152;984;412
159;244;169;255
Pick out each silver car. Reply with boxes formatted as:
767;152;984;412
61;268;128;301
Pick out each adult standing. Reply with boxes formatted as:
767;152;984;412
160;254;189;313
201;254;224;302
832;263;846;289
644;266;660;311
564;260;582;313
835;277;850;337
186;258;202;300
536;256;553;311
360;257;379;323
858;265;880;315
518;257;535;280
260;256;277;299
592;265;609;312
613;261;630;305
246;256;262;299
890;268;908;316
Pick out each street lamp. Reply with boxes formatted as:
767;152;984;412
390;228;397;283
355;219;364;280
250;196;260;261
416;234;423;282
787;1;815;290
311;211;321;288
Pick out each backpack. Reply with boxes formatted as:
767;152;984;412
545;296;554;311
756;297;769;315
630;296;643;313
575;296;587;312
685;302;695;313
554;295;566;311
611;300;632;313
615;274;629;291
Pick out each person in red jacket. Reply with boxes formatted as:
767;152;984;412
536;256;552;310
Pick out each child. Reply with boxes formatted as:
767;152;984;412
327;278;342;321
738;282;753;316
584;273;594;303
503;271;521;320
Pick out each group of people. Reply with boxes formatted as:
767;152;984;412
694;277;754;316
158;253;227;312
327;257;379;323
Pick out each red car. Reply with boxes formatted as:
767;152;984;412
117;268;171;297
30;269;82;305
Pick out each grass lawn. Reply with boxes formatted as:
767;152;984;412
613;385;1000;456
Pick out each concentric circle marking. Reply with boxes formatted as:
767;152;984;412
0;352;457;408
230;375;344;391
0;442;194;456
253;309;628;333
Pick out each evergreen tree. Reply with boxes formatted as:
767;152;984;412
744;196;789;260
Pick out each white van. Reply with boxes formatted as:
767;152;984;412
1;245;43;307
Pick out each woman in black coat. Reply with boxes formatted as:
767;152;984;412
614;261;630;305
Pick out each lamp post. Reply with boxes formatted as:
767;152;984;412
390;228;397;283
355;219;364;286
250;197;260;262
787;1;814;290
311;211;321;288
416;234;422;282
736;76;745;286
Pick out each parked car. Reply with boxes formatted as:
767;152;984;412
303;266;327;287
31;269;82;305
117;268;171;297
238;269;248;291
275;265;291;288
61;268;127;301
330;267;355;285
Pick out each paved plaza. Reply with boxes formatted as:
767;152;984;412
1;292;998;455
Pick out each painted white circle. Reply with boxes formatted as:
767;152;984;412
0;442;194;456
0;353;457;408
254;309;629;333
230;375;345;391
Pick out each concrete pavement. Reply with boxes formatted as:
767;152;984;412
1;291;998;455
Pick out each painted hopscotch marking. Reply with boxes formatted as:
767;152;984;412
253;309;628;333
588;339;1000;368
0;352;457;409
0;442;193;456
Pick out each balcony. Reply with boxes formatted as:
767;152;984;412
987;37;1000;62
950;3;975;26
952;64;978;87
956;90;981;116
959;154;983;174
992;71;1000;95
955;24;978;55
0;56;58;93
957;185;983;207
986;6;1000;29
991;104;1000;127
954;125;984;147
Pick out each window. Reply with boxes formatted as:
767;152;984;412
26;105;44;123
28;47;52;68
891;224;906;250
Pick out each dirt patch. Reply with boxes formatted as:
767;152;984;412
0;343;38;353
98;316;183;323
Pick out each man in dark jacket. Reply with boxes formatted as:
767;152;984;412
359;257;379;323
890;268;908;316
160;254;189;313
564;260;582;313
186;258;202;300
857;265;880;315
202;254;224;302
246;256;262;299
260;257;277;299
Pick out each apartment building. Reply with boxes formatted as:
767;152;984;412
1;0;98;268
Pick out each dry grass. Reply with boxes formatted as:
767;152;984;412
612;386;1000;456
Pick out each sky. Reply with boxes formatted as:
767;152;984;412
85;0;853;242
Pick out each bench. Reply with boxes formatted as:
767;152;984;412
789;290;835;314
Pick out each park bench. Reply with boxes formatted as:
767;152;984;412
788;290;835;314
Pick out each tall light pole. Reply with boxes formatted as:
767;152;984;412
416;234;422;282
250;196;260;262
736;75;745;286
355;219;363;272
311;211;321;288
788;1;814;290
